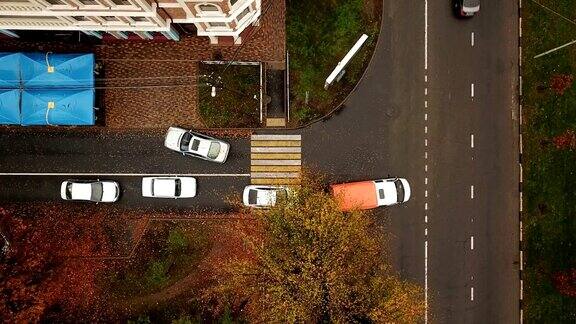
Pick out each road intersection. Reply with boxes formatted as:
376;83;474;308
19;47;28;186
0;0;519;322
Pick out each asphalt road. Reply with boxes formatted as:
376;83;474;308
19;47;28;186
0;0;519;322
0;130;250;210
303;0;519;322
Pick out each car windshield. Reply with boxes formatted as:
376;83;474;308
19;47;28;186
180;132;192;151
174;179;181;197
207;142;221;159
90;183;103;201
248;189;258;205
66;183;73;199
395;180;405;203
463;0;479;8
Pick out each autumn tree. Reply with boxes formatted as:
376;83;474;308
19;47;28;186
210;183;424;322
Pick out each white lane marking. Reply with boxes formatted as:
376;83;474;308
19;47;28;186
251;146;301;153
471;185;475;199
425;88;428;96
425;177;428;185
425;202;428;210
471;236;474;250
425;113;428;121
425;190;428;198
471;134;475;148
425;215;428;223
471;32;475;46
425;126;428;134
425;151;428;159
520;278;524;300
425;100;428;108
425;0;428;70
471;83;475;98
425;228;428;236
425;240;429;323
0;172;250;177
425;139;428;147
425;164;428;172
471;287;475;301
425;75;428;82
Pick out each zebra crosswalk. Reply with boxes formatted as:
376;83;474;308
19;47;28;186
250;134;301;185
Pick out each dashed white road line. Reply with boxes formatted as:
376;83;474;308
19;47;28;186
471;83;475;98
0;172;251;177
471;236;475;250
471;32;475;47
471;185;475;199
471;287;475;301
471;134;475;148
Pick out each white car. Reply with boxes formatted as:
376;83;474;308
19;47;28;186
60;180;120;203
243;185;289;208
164;126;230;163
142;177;197;199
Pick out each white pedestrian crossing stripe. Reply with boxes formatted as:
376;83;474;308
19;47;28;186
250;134;301;185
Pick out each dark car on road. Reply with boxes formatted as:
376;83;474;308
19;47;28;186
453;0;480;17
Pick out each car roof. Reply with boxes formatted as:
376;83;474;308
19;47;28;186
70;182;92;200
330;181;378;211
152;178;177;197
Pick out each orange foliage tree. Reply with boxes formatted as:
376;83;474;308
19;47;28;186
0;205;109;322
208;183;424;322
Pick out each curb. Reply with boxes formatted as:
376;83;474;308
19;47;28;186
518;0;524;323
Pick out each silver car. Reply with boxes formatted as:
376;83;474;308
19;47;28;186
164;126;230;163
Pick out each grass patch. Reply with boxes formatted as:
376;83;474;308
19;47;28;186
103;222;210;298
523;0;576;321
198;63;261;128
287;0;381;125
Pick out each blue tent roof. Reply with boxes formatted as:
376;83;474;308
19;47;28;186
0;89;20;125
0;53;21;89
20;53;95;89
21;89;94;126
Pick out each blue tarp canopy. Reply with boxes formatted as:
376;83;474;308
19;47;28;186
20;52;95;88
21;89;95;126
0;52;95;126
0;53;21;89
0;89;20;125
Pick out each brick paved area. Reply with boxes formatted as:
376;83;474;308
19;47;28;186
0;0;285;129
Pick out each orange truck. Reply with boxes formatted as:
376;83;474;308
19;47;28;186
330;178;411;212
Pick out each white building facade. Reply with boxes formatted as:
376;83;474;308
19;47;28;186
0;0;261;43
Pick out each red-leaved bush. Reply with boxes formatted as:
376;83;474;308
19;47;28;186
552;269;576;298
552;130;576;150
550;74;574;95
